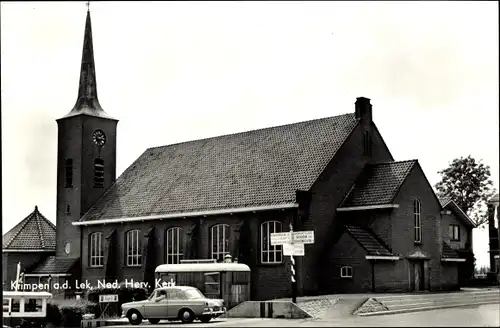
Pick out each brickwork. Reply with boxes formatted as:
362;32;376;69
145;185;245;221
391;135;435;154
353;298;388;314
391;164;458;291
81;209;295;301
325;233;373;293
73;101;462;299
297;298;339;318
374;260;408;292
56;116;117;258
441;211;470;250
301;122;393;295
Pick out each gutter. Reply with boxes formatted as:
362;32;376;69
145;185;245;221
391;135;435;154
73;203;298;226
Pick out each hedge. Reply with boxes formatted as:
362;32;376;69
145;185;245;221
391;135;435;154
86;281;148;303
84;281;148;318
43;282;148;326
46;299;98;327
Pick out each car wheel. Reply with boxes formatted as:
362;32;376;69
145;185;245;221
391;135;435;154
127;310;142;325
199;315;212;323
178;308;195;324
148;318;160;324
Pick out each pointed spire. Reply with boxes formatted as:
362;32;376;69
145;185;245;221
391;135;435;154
73;9;102;112
61;6;114;119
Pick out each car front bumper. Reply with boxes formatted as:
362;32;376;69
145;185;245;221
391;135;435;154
202;307;226;316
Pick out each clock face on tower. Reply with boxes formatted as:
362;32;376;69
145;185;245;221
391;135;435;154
92;129;106;147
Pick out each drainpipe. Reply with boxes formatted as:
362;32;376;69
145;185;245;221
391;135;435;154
371;260;375;292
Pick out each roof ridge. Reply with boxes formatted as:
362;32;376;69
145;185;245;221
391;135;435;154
146;113;355;152
386;160;417;203
368;159;418;166
35;209;45;248
4;211;35;249
40;210;57;231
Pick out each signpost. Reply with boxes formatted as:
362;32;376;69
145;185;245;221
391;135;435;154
291;231;315;245
98;294;119;319
271;228;315;303
283;243;305;256
99;294;119;303
270;232;291;245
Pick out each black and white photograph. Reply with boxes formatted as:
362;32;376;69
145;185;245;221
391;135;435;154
1;1;499;327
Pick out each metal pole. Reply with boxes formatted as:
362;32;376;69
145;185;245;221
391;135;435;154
290;223;297;303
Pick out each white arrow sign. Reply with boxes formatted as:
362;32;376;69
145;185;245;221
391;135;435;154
270;232;292;245
292;231;315;244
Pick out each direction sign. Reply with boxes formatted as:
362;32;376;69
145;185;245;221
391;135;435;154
99;294;118;303
283;243;305;256
292;231;315;244
270;232;291;245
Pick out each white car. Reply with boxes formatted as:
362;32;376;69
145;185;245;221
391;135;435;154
121;286;225;325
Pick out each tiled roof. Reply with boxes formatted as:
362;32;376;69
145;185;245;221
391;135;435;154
345;225;393;256
81;113;359;222
442;242;460;259
341;160;417;207
30;256;79;274
488;193;499;204
438;197;452;207
2;206;56;251
438;197;476;227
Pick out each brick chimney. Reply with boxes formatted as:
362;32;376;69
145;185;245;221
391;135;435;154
355;97;372;122
355;97;373;158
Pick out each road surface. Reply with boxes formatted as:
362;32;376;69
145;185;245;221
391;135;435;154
116;304;500;327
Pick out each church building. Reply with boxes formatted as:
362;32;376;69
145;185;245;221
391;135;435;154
5;9;475;301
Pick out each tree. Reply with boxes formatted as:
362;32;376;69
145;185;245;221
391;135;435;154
435;155;496;227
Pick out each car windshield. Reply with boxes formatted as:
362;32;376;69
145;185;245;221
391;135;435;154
148;291;157;300
183;288;205;299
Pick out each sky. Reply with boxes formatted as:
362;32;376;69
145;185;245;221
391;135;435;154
1;1;498;268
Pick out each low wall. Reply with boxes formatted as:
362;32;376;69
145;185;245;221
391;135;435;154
223;301;312;319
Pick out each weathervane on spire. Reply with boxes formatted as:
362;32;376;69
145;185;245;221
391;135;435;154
86;1;90;11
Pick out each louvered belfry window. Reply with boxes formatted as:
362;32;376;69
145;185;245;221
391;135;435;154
94;158;104;188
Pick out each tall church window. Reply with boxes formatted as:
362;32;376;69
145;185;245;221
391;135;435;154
64;159;73;188
414;198;422;243
126;230;142;267
261;220;283;264
211;224;229;262
94;158;104;188
89;232;103;267
165;227;184;264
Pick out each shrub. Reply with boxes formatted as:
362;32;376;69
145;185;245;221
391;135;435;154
86;281;148;304
45;302;62;326
84;281;148;318
46;299;98;327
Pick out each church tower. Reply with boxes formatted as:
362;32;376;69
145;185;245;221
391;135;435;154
55;8;118;258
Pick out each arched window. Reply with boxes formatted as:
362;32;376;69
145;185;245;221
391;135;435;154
211;224;229;262
165;227;184;264
260;221;283;264
414;199;422;243
126;230;142;267
89;232;103;267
